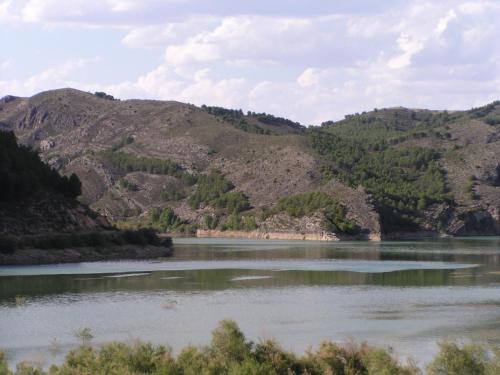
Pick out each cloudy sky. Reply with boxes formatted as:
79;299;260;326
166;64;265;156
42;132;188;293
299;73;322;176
0;0;499;124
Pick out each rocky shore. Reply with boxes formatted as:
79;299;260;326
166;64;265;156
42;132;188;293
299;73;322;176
196;229;382;241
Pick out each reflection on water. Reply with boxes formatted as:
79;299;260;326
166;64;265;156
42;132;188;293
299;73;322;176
0;237;500;368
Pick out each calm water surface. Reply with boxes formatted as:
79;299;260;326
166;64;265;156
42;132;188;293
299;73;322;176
1;237;500;368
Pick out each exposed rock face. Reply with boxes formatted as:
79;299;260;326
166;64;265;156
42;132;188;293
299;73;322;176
40;139;55;151
197;229;339;241
447;209;500;236
207;212;342;241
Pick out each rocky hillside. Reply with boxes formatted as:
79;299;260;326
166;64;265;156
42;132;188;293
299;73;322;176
1;88;499;239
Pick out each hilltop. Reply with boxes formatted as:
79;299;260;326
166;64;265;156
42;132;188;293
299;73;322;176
0;88;499;239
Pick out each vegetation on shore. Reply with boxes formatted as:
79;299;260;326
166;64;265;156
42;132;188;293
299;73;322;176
0;228;172;255
1;320;498;375
275;192;361;235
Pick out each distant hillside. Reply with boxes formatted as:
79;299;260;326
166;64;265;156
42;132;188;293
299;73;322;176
1;89;499;239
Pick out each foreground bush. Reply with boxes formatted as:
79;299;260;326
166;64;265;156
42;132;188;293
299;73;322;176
1;321;498;374
3;320;478;375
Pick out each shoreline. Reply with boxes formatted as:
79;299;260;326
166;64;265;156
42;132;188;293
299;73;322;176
0;245;172;266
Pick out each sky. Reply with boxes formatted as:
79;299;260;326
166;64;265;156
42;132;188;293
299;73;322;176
0;0;499;124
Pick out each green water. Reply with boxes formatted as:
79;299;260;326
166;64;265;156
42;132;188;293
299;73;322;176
1;237;500;368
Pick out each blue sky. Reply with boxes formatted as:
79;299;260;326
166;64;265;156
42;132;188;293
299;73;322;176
1;0;499;124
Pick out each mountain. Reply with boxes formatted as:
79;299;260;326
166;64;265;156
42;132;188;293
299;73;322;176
1;88;499;240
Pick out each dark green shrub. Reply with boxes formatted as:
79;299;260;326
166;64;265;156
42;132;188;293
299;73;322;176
243;216;258;231
223;213;242;231
111;136;134;151
0;235;17;254
94;91;114;100
149;207;161;224
98;151;196;188
122;230;148;246
32;235;54;250
158;208;182;231
81;232;106;247
201;105;273;134
160;188;185;202
485;115;500;126
277;192;360;235
49;234;73;249
203;214;218;230
188;170;234;209
215;191;251;213
175;223;197;235
119;179;138;192
160;237;173;247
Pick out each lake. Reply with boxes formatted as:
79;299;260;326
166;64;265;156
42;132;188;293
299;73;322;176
1;237;500;368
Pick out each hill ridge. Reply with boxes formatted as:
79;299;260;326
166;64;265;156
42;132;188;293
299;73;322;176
1;88;499;239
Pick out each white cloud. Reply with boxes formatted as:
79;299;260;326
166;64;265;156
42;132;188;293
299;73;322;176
0;0;21;23
121;17;218;48
387;33;425;69
297;68;320;88
1;0;499;124
0;58;12;69
435;9;457;36
0;58;99;95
